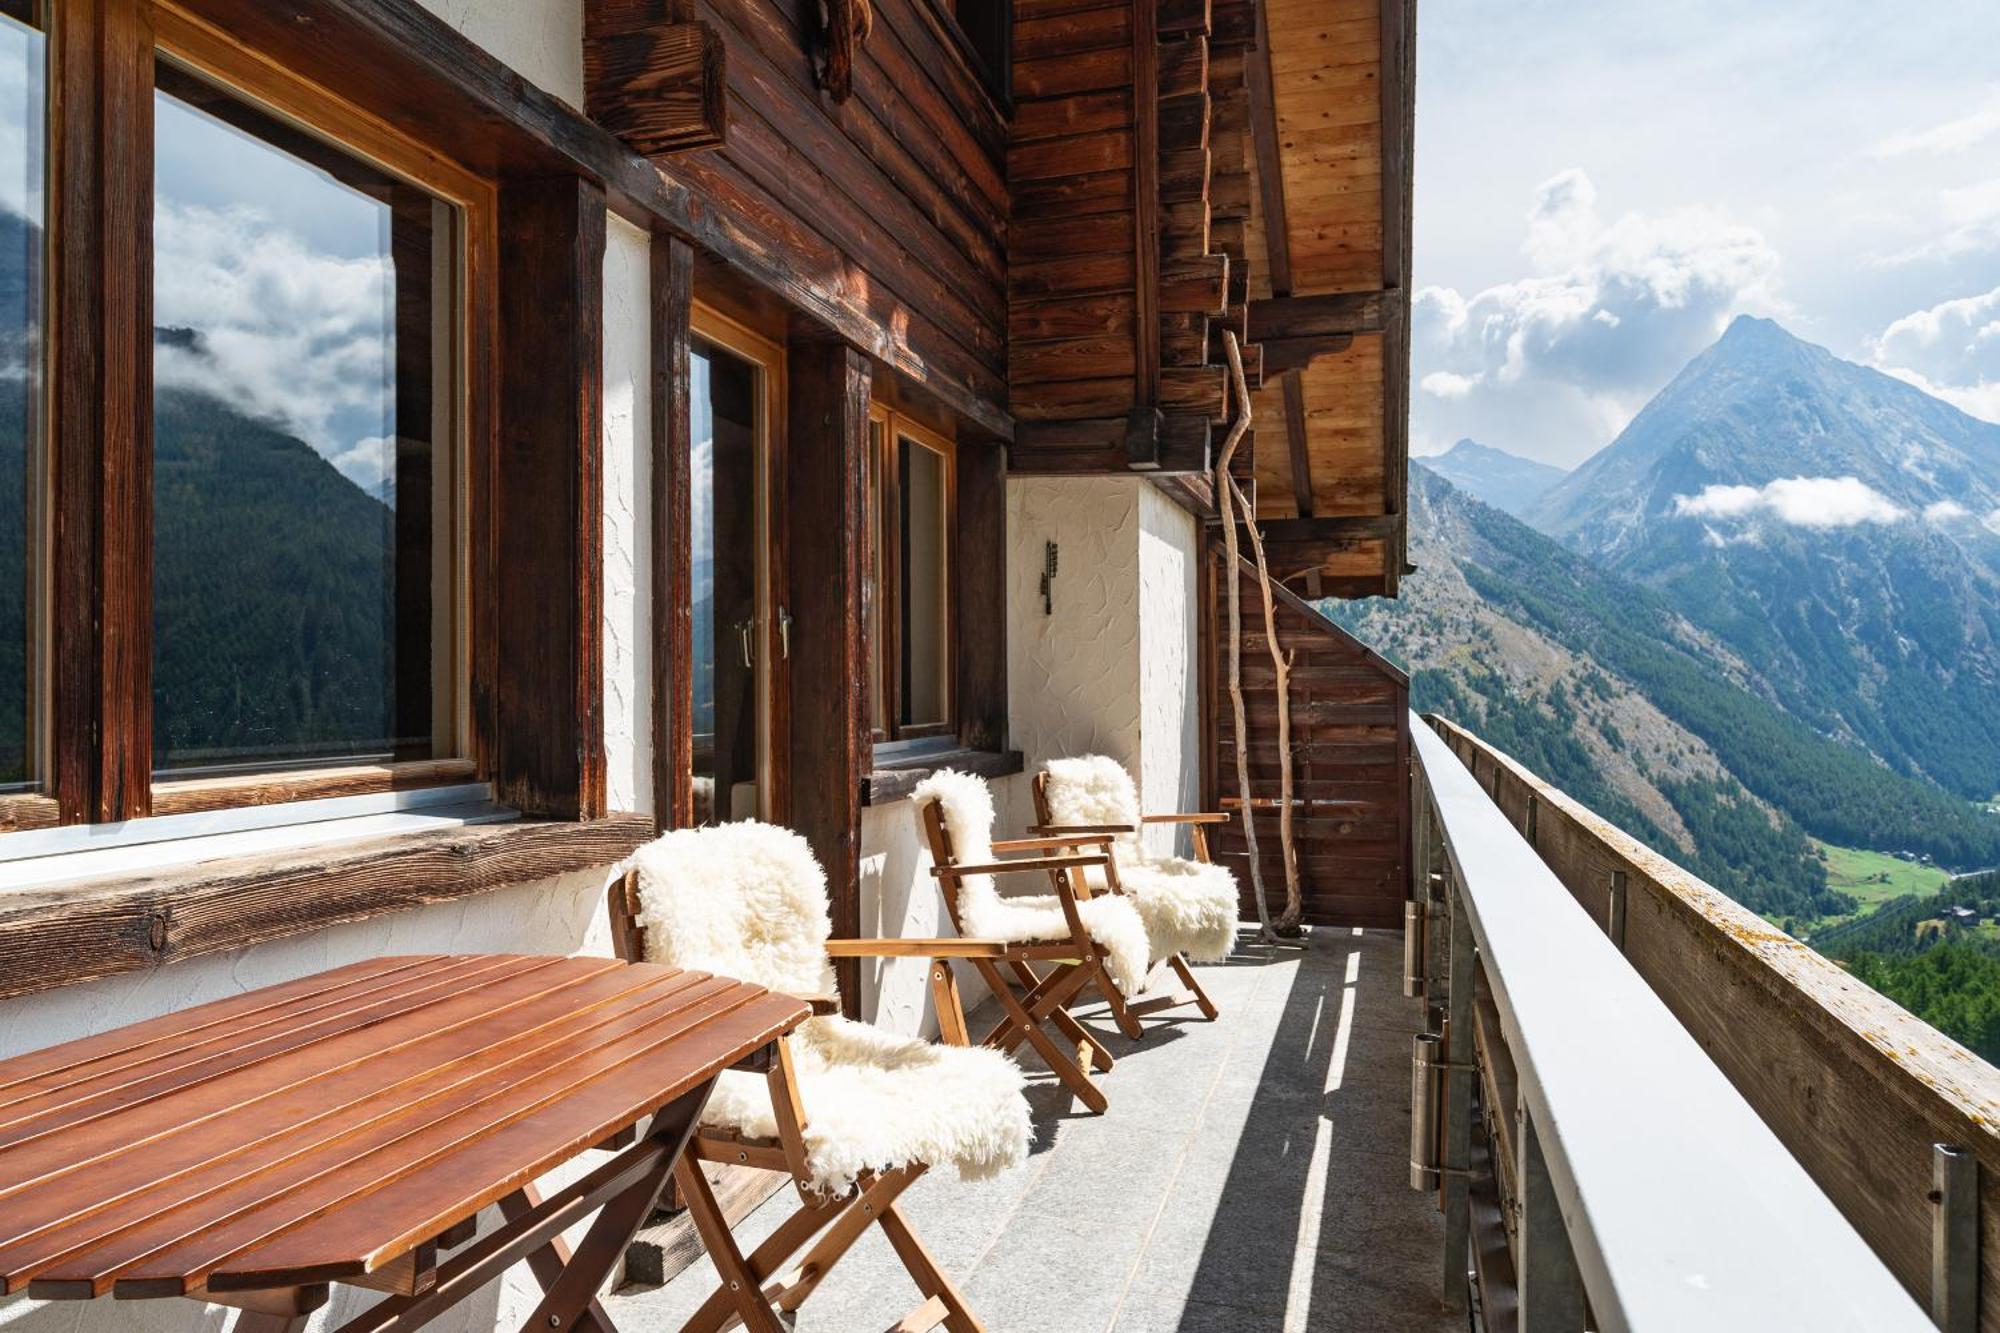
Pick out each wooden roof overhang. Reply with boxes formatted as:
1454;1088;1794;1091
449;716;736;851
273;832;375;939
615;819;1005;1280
1243;0;1415;597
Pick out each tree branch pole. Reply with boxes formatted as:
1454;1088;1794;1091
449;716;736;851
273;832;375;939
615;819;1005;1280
1213;332;1275;943
1220;341;1303;934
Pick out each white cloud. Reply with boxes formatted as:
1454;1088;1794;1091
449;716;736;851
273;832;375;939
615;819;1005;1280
1419;370;1477;399
153;199;396;494
1410;169;1782;466
1674;476;1908;529
1873;91;2000;159
1926;499;1971;522
1868;286;2000;424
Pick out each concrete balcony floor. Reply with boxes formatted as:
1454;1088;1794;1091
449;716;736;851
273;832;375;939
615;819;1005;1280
609;928;1460;1332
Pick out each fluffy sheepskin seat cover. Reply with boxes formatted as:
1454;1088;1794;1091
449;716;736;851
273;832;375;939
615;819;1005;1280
631;822;1030;1194
1041;755;1240;965
912;769;1152;997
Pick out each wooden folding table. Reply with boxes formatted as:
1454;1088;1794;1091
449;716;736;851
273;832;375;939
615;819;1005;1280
0;953;807;1333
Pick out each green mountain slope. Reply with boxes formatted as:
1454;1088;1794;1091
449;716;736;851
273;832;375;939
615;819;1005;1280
1529;316;2000;799
1328;469;2000;919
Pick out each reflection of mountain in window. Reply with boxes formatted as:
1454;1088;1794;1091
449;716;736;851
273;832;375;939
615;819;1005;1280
0;3;42;792
150;58;458;776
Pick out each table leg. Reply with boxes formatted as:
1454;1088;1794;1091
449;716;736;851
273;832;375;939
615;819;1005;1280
498;1185;612;1333
520;1087;710;1333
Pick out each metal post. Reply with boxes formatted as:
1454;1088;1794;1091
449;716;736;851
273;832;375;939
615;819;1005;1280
1933;1144;1979;1333
1403;900;1425;998
1516;1105;1587;1331
1410;1033;1441;1190
1607;869;1628;952
1524;793;1539;848
1441;875;1474;1308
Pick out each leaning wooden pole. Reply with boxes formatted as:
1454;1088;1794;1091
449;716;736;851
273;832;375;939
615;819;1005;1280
1213;333;1275;943
1221;341;1304;934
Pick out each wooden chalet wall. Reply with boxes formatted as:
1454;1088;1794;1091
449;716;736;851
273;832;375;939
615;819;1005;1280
594;0;1012;437
1006;0;1262;475
1206;555;1409;927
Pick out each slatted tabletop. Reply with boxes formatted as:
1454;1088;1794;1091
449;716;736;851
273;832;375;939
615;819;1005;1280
0;954;805;1303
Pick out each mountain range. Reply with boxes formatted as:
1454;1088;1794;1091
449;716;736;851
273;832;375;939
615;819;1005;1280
1330;315;2000;921
1417;437;1568;518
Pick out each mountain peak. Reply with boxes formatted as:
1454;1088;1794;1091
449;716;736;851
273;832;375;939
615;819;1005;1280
1419;438;1567;519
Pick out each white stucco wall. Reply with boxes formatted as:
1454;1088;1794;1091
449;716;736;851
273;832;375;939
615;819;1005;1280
414;0;582;107
1138;485;1202;856
1005;475;1203;854
602;215;654;815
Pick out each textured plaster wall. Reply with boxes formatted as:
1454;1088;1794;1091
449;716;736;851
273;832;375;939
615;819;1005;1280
1005;476;1201;855
602;216;654;815
413;0;582;106
1138;486;1201;856
1006;476;1144;771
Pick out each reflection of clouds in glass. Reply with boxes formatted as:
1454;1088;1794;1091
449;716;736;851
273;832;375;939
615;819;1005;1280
0;16;43;224
155;91;398;498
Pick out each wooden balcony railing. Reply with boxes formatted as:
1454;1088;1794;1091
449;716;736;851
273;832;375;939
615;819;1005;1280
1409;712;1934;1331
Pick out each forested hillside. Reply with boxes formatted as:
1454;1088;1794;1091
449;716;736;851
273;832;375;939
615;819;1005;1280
1328;468;2000;921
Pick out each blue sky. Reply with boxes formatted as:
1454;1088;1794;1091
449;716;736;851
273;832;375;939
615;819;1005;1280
1411;0;2000;467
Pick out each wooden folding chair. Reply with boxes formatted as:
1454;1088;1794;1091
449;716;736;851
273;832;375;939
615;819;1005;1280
608;831;1084;1333
1031;769;1227;1027
915;795;1143;1112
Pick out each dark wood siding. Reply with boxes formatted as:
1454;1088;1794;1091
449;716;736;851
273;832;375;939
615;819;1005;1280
684;0;1008;428
1206;551;1409;927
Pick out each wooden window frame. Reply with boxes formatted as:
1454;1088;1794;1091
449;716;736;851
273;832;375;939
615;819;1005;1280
868;405;956;746
143;4;496;817
686;302;788;825
12;0;615;845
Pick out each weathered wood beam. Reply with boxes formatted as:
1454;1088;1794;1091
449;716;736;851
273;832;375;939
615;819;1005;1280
652;233;694;832
1248;289;1401;341
1009;415;1209;476
50;0;154;823
1381;0;1418;596
584;5;727;157
1282;375;1313;518
1256;515;1400;543
786;340;871;1015
494;177;607;820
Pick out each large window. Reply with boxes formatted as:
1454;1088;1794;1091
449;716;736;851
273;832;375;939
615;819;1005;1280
869;407;954;743
150;57;463;778
0;0;42;795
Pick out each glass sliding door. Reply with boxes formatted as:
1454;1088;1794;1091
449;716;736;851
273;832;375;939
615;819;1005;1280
689;313;778;825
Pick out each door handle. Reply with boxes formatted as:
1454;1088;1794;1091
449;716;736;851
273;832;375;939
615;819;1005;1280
735;619;755;669
778;607;793;660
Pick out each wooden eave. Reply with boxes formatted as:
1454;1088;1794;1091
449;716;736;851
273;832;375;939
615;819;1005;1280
1241;0;1415;597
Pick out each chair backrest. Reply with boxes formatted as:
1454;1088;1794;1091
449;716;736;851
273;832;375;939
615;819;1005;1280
624;822;837;1000
912;769;1006;929
1039;755;1146;860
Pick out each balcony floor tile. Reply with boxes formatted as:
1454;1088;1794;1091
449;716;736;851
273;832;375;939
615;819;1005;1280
607;928;1460;1332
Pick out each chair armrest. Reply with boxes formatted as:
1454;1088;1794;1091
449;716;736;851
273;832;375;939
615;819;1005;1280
932;853;1109;877
1028;822;1137;836
788;991;843;1016
824;937;1028;959
991;832;1117;853
1142;812;1232;825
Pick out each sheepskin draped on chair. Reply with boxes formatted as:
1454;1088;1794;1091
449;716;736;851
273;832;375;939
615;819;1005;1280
630;821;1030;1193
911;769;1153;997
1041;755;1240;964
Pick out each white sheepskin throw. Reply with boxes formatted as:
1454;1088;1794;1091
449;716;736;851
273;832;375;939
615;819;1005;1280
701;1014;1030;1193
631;821;1030;1193
631;821;835;997
911;769;1151;997
1042;755;1240;965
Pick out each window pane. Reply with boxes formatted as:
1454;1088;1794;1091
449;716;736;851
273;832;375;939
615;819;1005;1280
690;339;760;824
867;416;885;739
0;2;41;792
899;439;947;728
151;61;456;775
